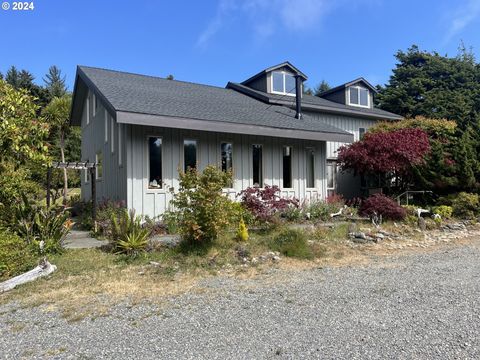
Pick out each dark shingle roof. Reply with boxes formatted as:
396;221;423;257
227;82;402;121
318;77;378;96
74;66;351;137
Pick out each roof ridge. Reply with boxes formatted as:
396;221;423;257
78;65;232;92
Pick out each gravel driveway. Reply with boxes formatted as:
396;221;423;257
1;239;479;359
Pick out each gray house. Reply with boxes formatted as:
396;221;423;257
70;62;401;218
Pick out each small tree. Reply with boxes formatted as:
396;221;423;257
171;165;235;244
42;95;72;204
338;128;430;193
43;65;67;98
0;80;49;165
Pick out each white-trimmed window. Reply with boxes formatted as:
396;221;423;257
93;93;99;116
111;116;115;154
104;110;108;143
271;71;296;95
96;152;103;180
282;146;292;188
326;160;337;197
221;142;233;188
118;124;122;166
252;144;263;187
348;86;369;107
148;137;162;189
221;142;233;173
86;96;90;125
184;139;197;171
306;148;315;188
359;127;366;140
84;159;90;183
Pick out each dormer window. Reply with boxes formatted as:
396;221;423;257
271;71;296;95
348;86;370;107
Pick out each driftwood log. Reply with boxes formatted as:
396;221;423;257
0;258;56;293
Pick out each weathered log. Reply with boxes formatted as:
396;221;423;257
0;258;56;293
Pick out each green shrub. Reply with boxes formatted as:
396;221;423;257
282;205;304;222
0;231;37;281
106;209;150;256
161;210;179;234
6;194;72;254
170;165;237;244
451;192;479;219
433;205;453;219
269;229;313;259
307;201;331;221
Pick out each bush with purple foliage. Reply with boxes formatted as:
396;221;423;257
359;193;406;220
238;185;299;222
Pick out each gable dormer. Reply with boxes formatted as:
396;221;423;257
319;78;377;109
241;62;308;96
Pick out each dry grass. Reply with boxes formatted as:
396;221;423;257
1;221;477;321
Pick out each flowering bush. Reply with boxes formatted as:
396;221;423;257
238;185;299;222
360;193;406;220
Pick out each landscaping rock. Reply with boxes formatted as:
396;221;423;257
418;217;427;231
348;222;358;234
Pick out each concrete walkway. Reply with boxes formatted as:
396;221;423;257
64;230;108;249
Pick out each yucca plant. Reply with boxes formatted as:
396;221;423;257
7;193;72;253
107;209;150;256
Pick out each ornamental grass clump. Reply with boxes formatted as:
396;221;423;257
270;229;313;259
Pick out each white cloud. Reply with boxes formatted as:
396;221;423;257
280;0;331;31
444;0;480;43
196;0;337;47
196;0;238;48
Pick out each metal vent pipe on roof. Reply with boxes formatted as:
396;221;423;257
295;74;302;119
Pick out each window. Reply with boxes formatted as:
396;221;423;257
104;110;108;143
93;93;99;116
86;96;90;125
348;86;369;107
111;116;115;153
118;124;122;166
359;127;366;140
271;71;296;95
148;137;162;189
184;140;197;171
221;142;233;188
84;159;90;183
96;152;103;180
221;142;233;173
252;144;263;186
326;160;337;197
283;146;292;188
306;148;315;188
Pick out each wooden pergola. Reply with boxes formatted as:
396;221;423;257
47;161;97;226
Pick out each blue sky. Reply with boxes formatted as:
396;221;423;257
0;0;479;91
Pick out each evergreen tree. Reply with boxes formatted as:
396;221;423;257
5;66;20;88
43;65;67;98
376;45;480;192
314;80;331;96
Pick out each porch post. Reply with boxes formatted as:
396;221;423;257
90;167;97;232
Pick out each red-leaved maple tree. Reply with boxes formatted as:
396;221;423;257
337;128;431;176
